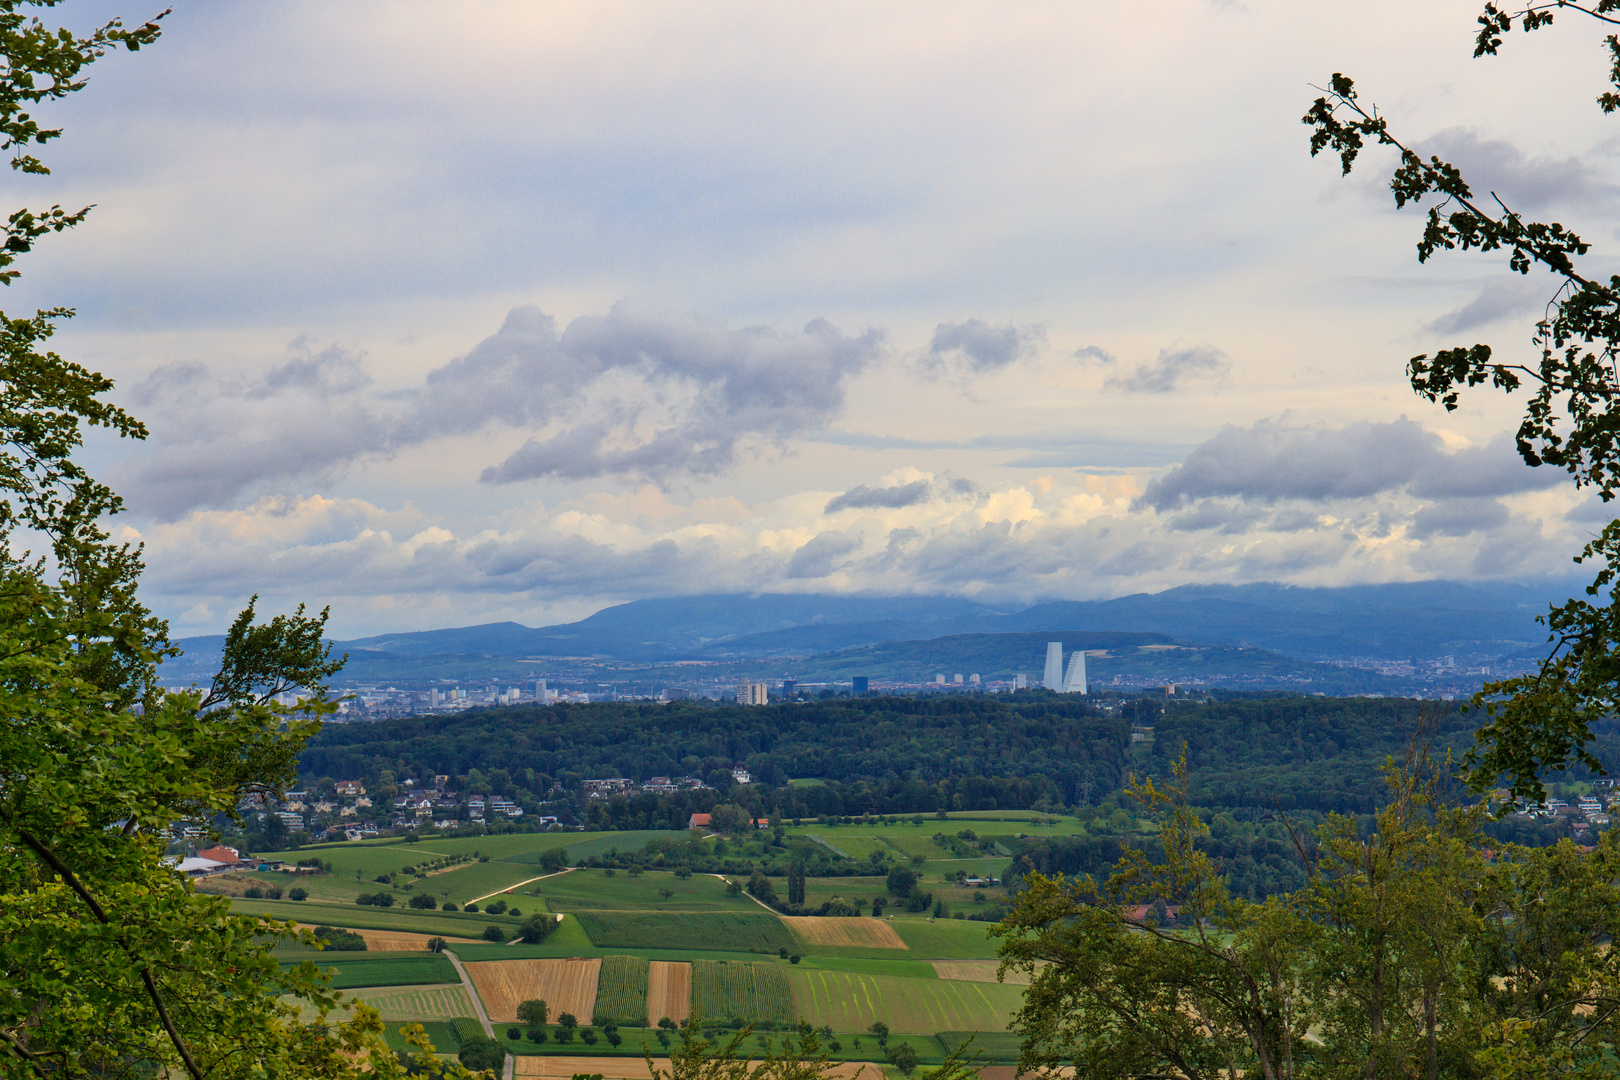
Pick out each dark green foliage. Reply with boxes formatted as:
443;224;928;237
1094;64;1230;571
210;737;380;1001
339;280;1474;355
484;899;507;915
457;1035;505;1072
287;887;307;901
408;893;436;910
310;926;366;952
482;925;506;942
301;954;457;989
518;913;558;943
885;866;919;897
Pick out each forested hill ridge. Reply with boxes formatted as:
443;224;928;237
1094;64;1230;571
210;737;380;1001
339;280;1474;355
295;694;1620;825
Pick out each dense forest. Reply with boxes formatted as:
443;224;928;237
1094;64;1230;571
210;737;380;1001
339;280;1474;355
295;693;1594;817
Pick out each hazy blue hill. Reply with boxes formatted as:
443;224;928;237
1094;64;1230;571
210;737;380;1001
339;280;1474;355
991;580;1571;660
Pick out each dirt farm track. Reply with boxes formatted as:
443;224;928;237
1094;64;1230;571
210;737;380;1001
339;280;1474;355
465;958;601;1024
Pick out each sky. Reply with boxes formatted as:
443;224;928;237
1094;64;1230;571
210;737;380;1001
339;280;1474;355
7;0;1619;637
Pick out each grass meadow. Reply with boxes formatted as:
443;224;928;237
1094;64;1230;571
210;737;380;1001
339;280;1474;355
786;968;1021;1034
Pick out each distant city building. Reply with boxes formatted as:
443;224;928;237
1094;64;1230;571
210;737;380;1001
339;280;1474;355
1063;652;1088;695
732;766;752;784
934;674;946;685
1014;673;1028;690
969;673;980;685
1044;642;1064;690
429;688;440;707
781;680;796;697
852;676;869;695
953;673;964;684
737;680;770;706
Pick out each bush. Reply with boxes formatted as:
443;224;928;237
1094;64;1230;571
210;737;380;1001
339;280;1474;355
464;902;479;913
554;1025;574;1043
288;887;307;901
264;886;282;900
441;902;456;911
243;887;263;899
581;1027;598;1045
483;925;507;942
518;913;558;944
426;937;447;953
409;893;437;910
507;907;521;917
484;899;508;915
528;1028;547;1043
311;926;367;951
606;1029;622;1047
889;1043;919;1075
789;955;801;964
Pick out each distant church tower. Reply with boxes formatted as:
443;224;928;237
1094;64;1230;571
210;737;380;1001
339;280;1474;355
1063;651;1088;695
1044;642;1064;690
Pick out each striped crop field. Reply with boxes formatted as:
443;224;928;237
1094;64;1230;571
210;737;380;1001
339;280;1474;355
690;961;794;1025
787;969;1023;1034
647;961;690;1025
573;911;795;953
786;917;907;950
465;958;601;1024
284;983;474;1023
592;955;649;1025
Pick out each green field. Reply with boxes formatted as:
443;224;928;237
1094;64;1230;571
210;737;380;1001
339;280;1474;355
287;953;460;989
691;961;795;1025
886;919;998;959
573;911;797;954
787;968;1020;1034
538;869;758;913
379;1019;465;1056
593;955;650;1025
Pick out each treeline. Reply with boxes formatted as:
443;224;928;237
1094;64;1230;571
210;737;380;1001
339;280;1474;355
298;694;1533;818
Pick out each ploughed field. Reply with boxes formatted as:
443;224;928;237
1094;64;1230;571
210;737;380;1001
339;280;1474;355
646;960;691;1025
466;958;601;1024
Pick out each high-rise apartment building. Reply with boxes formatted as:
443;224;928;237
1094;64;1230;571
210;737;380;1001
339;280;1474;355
737;680;770;706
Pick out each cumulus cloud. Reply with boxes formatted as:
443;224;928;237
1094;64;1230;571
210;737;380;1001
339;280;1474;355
1134;419;1565;545
928;319;1044;370
113;303;886;516
1104;345;1231;393
786;531;862;578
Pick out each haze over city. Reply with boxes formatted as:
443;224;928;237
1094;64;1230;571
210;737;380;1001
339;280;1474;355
17;0;1613;637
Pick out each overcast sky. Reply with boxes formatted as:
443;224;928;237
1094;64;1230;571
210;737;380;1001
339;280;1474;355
9;0;1618;636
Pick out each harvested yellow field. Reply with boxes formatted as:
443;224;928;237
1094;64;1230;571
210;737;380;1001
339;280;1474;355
294;924;479;952
514;1057;879;1079
932;961;1031;985
646;960;691;1025
784;916;907;950
465;958;600;1023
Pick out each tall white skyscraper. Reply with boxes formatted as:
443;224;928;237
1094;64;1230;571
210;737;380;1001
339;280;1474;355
1044;642;1064;690
1063;652;1088;695
1014;674;1028;689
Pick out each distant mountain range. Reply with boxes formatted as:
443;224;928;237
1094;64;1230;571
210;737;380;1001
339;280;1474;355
166;579;1574;690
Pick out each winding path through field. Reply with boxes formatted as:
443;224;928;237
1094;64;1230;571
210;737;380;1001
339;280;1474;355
444;950;515;1080
468;867;574;905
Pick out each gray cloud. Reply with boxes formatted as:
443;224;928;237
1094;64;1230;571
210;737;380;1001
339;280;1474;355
1420;128;1617;213
825;480;933;513
785;531;861;579
1141;420;1558;510
1409;496;1509;538
1105;345;1231;393
1425;275;1553;336
1074;344;1116;365
928;319;1044;370
115;304;887;515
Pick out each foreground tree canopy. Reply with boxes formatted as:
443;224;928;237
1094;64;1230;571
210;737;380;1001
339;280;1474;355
0;3;470;1077
1304;2;1620;801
